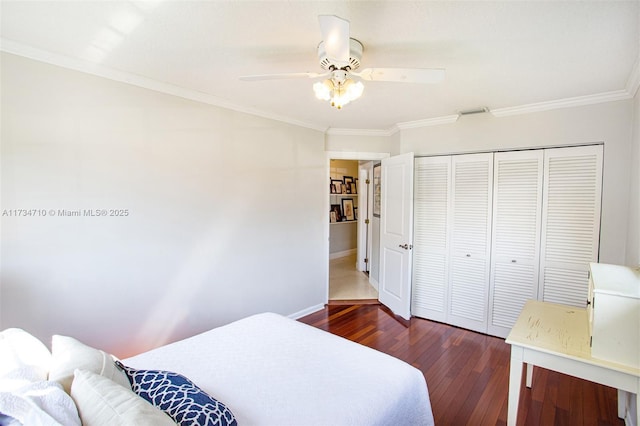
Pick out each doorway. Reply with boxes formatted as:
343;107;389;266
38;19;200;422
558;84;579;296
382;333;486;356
328;158;377;301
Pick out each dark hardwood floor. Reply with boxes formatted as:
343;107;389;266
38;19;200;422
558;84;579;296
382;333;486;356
299;304;624;426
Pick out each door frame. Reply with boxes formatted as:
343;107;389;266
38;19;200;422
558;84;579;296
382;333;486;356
357;161;373;273
324;151;390;303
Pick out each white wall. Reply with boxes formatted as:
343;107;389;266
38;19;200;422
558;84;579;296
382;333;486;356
325;133;392;154
0;53;327;357
400;100;634;265
329;222;357;255
628;90;640;267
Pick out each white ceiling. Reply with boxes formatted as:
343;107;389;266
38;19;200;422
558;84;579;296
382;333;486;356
1;1;639;132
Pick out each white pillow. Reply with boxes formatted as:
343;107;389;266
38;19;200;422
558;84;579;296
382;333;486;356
0;328;51;382
49;335;130;393
71;369;175;426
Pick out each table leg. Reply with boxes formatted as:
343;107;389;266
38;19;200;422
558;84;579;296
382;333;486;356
526;363;533;388
508;345;524;426
617;389;626;419
629;388;640;426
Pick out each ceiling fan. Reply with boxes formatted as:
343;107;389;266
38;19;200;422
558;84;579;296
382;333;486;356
240;15;445;109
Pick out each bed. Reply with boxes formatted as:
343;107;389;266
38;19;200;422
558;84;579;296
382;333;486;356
0;312;434;425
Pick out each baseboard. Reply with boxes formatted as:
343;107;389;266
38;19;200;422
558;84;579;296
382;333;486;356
369;277;379;291
287;304;325;320
329;249;357;260
328;299;380;306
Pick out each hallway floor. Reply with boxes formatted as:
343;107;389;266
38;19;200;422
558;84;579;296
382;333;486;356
329;253;378;300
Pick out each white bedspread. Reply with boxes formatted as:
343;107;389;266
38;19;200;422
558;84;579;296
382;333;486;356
124;312;434;426
0;328;80;426
0;379;80;426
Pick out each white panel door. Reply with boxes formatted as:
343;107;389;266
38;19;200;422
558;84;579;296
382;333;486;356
379;152;414;320
412;156;451;322
539;145;603;307
448;153;494;333
488;150;543;338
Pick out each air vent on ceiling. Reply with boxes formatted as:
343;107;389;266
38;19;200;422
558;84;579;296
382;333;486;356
459;107;490;116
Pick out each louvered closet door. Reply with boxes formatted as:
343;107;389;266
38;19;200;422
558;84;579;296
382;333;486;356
448;153;494;333
412;156;451;322
488;150;543;338
539;145;603;307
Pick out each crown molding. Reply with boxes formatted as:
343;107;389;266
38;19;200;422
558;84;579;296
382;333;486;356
0;38;327;133
395;114;460;130
491;90;632;118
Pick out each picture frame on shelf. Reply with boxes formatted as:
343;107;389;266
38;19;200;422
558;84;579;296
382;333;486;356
330;211;337;223
373;163;381;217
330;182;336;194
353;178;359;194
342;176;357;194
332;179;343;194
342;198;355;221
354;207;358;220
341;183;348;194
350;182;357;194
330;204;342;222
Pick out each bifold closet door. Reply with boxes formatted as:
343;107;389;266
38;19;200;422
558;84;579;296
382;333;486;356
487;150;543;338
412;156;451;322
448;153;494;333
539;145;603;307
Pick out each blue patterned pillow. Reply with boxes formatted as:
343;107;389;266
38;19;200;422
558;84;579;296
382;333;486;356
116;361;237;426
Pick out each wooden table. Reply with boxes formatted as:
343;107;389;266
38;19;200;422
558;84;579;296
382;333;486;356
505;300;640;425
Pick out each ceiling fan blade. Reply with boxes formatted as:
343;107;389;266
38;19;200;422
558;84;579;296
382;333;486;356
354;68;445;84
240;72;329;81
318;15;350;63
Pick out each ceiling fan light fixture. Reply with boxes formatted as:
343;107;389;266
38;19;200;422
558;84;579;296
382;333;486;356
314;76;364;109
240;15;445;111
346;80;364;99
330;87;350;109
313;80;333;100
